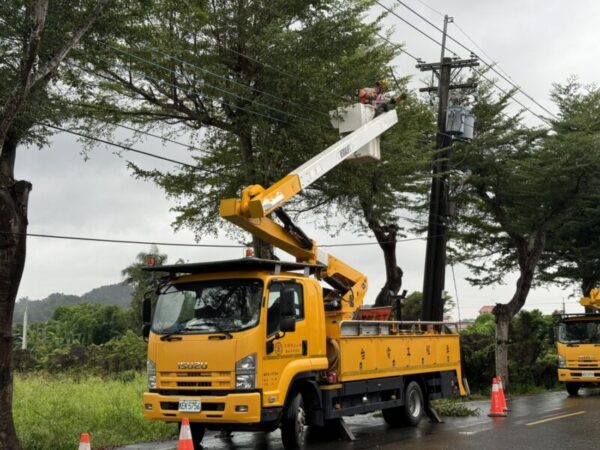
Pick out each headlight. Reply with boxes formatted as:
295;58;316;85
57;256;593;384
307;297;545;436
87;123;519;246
558;355;566;368
147;359;157;389
236;353;256;390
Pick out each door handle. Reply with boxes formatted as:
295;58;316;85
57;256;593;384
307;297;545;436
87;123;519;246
302;340;308;356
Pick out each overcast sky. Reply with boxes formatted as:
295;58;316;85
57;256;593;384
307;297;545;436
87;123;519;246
15;0;600;318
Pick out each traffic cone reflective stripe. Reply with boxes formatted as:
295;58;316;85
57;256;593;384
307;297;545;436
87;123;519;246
488;377;507;417
78;433;91;450
497;376;510;412
178;418;194;450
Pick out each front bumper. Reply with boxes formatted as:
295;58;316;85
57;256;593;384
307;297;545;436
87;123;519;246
143;391;262;423
558;368;600;382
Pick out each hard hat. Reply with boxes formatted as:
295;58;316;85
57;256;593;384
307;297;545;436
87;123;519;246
376;79;390;90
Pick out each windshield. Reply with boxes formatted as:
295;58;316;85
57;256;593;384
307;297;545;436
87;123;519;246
558;320;600;344
152;279;263;335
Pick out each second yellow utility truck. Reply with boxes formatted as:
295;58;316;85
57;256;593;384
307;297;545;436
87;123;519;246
141;105;467;449
556;289;600;395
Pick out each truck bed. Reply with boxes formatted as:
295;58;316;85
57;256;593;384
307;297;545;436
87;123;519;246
336;321;463;384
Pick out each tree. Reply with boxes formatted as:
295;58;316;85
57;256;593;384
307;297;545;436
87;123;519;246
538;81;600;300
397;291;454;321
301;92;435;305
449;80;600;385
74;0;396;259
0;2;113;447
121;245;172;329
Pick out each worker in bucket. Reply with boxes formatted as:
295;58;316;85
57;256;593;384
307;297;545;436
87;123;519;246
357;79;404;114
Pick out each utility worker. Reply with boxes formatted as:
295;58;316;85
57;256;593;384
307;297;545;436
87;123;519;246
357;79;404;115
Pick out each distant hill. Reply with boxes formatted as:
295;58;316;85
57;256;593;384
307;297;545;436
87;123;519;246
12;283;134;324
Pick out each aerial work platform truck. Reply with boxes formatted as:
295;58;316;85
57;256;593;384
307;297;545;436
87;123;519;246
555;289;600;395
141;105;467;449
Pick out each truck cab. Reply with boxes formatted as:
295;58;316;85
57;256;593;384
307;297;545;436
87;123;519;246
556;313;600;395
143;259;329;442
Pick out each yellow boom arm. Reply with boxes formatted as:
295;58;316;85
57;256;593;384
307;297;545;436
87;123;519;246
219;109;398;317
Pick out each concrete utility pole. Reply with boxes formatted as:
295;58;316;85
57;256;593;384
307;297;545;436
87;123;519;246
417;15;478;321
21;298;28;350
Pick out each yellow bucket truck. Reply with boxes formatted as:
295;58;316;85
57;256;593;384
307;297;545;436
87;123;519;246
556;289;600;395
140;105;467;448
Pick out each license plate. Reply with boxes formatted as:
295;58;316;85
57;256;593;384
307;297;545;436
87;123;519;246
582;371;595;378
178;399;202;412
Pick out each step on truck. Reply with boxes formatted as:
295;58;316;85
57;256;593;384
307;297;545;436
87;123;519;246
555;289;600;395
140;105;467;449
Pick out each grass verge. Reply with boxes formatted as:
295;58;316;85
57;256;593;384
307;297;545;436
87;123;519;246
13;372;176;450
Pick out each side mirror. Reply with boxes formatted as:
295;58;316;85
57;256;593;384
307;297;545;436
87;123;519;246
548;326;555;344
141;293;152;339
280;289;296;333
142;323;151;340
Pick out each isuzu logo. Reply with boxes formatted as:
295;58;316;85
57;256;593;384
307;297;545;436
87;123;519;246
178;361;208;370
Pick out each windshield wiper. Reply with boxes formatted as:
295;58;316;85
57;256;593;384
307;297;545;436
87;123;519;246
198;322;233;339
160;329;183;341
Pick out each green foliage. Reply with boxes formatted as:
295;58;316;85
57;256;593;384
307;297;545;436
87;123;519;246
121;245;173;329
538;81;600;296
88;330;148;374
396;291;454;320
12;284;133;325
432;399;481;417
460;310;558;391
13;303;145;375
53;303;131;345
75;0;400;243
13;373;176;450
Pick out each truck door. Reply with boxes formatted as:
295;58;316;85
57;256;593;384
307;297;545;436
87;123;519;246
262;280;308;395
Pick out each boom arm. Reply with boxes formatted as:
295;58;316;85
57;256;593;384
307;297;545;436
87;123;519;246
220;109;398;315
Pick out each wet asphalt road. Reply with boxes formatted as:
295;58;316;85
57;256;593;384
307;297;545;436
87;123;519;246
118;388;600;450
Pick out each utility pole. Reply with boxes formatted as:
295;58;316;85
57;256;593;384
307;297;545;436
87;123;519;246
418;15;478;321
21;298;28;350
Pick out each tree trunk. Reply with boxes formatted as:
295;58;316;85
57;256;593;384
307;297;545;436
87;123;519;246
494;307;511;386
492;233;545;389
252;235;276;260
0;137;31;450
371;223;403;307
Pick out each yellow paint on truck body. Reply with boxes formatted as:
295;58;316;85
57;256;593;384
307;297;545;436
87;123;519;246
337;333;465;392
556;313;600;384
144;271;466;425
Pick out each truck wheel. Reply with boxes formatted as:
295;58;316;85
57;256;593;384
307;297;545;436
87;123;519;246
566;382;581;396
382;381;424;427
178;422;205;450
281;392;307;449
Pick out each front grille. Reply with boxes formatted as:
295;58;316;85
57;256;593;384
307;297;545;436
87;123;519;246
158;371;233;389
177;381;212;387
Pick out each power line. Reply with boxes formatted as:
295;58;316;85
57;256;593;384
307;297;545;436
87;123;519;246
379;5;550;126
375;0;459;57
375;31;420;61
392;0;558;121
6;230;442;248
96;53;326;129
6;232;243;248
412;0;444;17
107;42;331;120
41;123;203;171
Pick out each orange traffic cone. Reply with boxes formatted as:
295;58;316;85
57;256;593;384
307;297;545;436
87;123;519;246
497;375;510;412
78;433;91;450
488;377;507;417
178;418;194;450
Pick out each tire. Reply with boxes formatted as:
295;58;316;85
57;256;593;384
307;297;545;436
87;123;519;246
566;382;581;396
281;392;307;449
178;422;205;450
383;381;424;427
